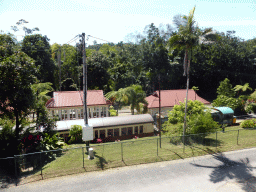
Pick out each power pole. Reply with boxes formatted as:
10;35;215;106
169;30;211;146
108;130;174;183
82;33;89;152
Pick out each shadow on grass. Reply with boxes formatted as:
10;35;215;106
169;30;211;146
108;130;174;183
169;135;223;148
160;148;185;160
0;166;21;189
94;151;108;170
191;150;256;192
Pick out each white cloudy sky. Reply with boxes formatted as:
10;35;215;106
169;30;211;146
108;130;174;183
1;0;256;45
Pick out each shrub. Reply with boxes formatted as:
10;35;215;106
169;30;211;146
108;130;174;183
68;125;82;144
109;106;117;116
187;113;219;135
240;119;256;128
163;100;218;137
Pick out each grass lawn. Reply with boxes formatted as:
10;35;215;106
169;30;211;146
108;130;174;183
21;125;256;184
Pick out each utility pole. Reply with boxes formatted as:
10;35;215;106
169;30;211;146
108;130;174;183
82;32;89;152
158;74;161;148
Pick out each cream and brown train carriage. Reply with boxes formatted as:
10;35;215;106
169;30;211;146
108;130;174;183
56;114;154;143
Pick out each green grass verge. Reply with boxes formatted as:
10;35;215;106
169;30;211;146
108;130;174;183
20;126;256;184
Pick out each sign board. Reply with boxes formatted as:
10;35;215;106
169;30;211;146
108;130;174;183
82;124;93;141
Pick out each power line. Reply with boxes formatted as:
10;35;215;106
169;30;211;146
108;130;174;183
64;35;80;45
87;35;113;44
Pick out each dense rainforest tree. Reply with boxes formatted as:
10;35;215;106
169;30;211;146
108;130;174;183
0;51;37;155
11;19;39;36
22;34;56;87
87;51;111;92
0;34;17;59
51;43;82;91
191;33;256;100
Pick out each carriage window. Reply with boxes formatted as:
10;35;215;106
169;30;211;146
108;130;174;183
108;129;113;137
121;128;127;136
100;130;105;139
95;130;99;139
134;126;138;134
139;126;143;134
128;127;133;135
114;128;119;137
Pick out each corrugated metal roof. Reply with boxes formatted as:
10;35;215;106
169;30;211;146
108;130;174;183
214;107;234;114
146;89;210;109
56;114;154;131
46;90;109;108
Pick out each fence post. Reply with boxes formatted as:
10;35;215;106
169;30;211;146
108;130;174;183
121;142;123;162
237;130;239;145
82;147;84;168
14;155;17;186
157;138;158;156
40;152;43;180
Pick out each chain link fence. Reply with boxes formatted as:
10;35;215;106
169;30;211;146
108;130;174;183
1;128;256;187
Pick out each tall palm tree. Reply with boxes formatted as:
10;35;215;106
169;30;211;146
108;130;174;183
234;83;252;93
124;85;147;115
168;6;215;143
105;88;128;115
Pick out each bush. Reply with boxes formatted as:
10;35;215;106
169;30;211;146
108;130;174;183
68;125;82;144
162;122;183;136
163;100;218;137
187;113;219;135
240;119;256;128
109;106;117;116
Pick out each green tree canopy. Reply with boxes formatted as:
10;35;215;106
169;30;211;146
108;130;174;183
163;100;218;136
0;51;37;154
216;78;235;97
22;34;56;86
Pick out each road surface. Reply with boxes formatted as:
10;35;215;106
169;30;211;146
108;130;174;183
3;148;256;192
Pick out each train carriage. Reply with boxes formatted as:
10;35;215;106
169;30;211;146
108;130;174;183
56;114;155;143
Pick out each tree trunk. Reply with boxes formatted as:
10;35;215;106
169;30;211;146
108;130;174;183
14;110;20;155
183;59;190;146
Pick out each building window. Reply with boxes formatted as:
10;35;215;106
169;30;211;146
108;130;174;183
81;109;84;119
128;127;133;135
103;107;107;117
134;126;138;134
107;129;113;137
96;107;100;117
62;109;67;120
78;109;81;119
139;126;143;134
70;109;76;120
121;128;127;136
114;128;119;137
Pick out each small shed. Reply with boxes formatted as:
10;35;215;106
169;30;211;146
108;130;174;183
211;107;234;125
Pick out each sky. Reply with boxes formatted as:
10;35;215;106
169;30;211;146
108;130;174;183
1;0;256;46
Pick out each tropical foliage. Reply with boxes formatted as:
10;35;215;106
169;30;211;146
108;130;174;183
68;125;83;144
163;100;218;137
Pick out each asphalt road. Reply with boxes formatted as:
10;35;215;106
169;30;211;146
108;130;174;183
3;148;256;192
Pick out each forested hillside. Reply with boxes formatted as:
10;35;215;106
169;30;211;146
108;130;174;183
48;23;256;101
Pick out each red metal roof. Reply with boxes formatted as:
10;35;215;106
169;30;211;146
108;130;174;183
146;89;210;109
46;90;109;108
